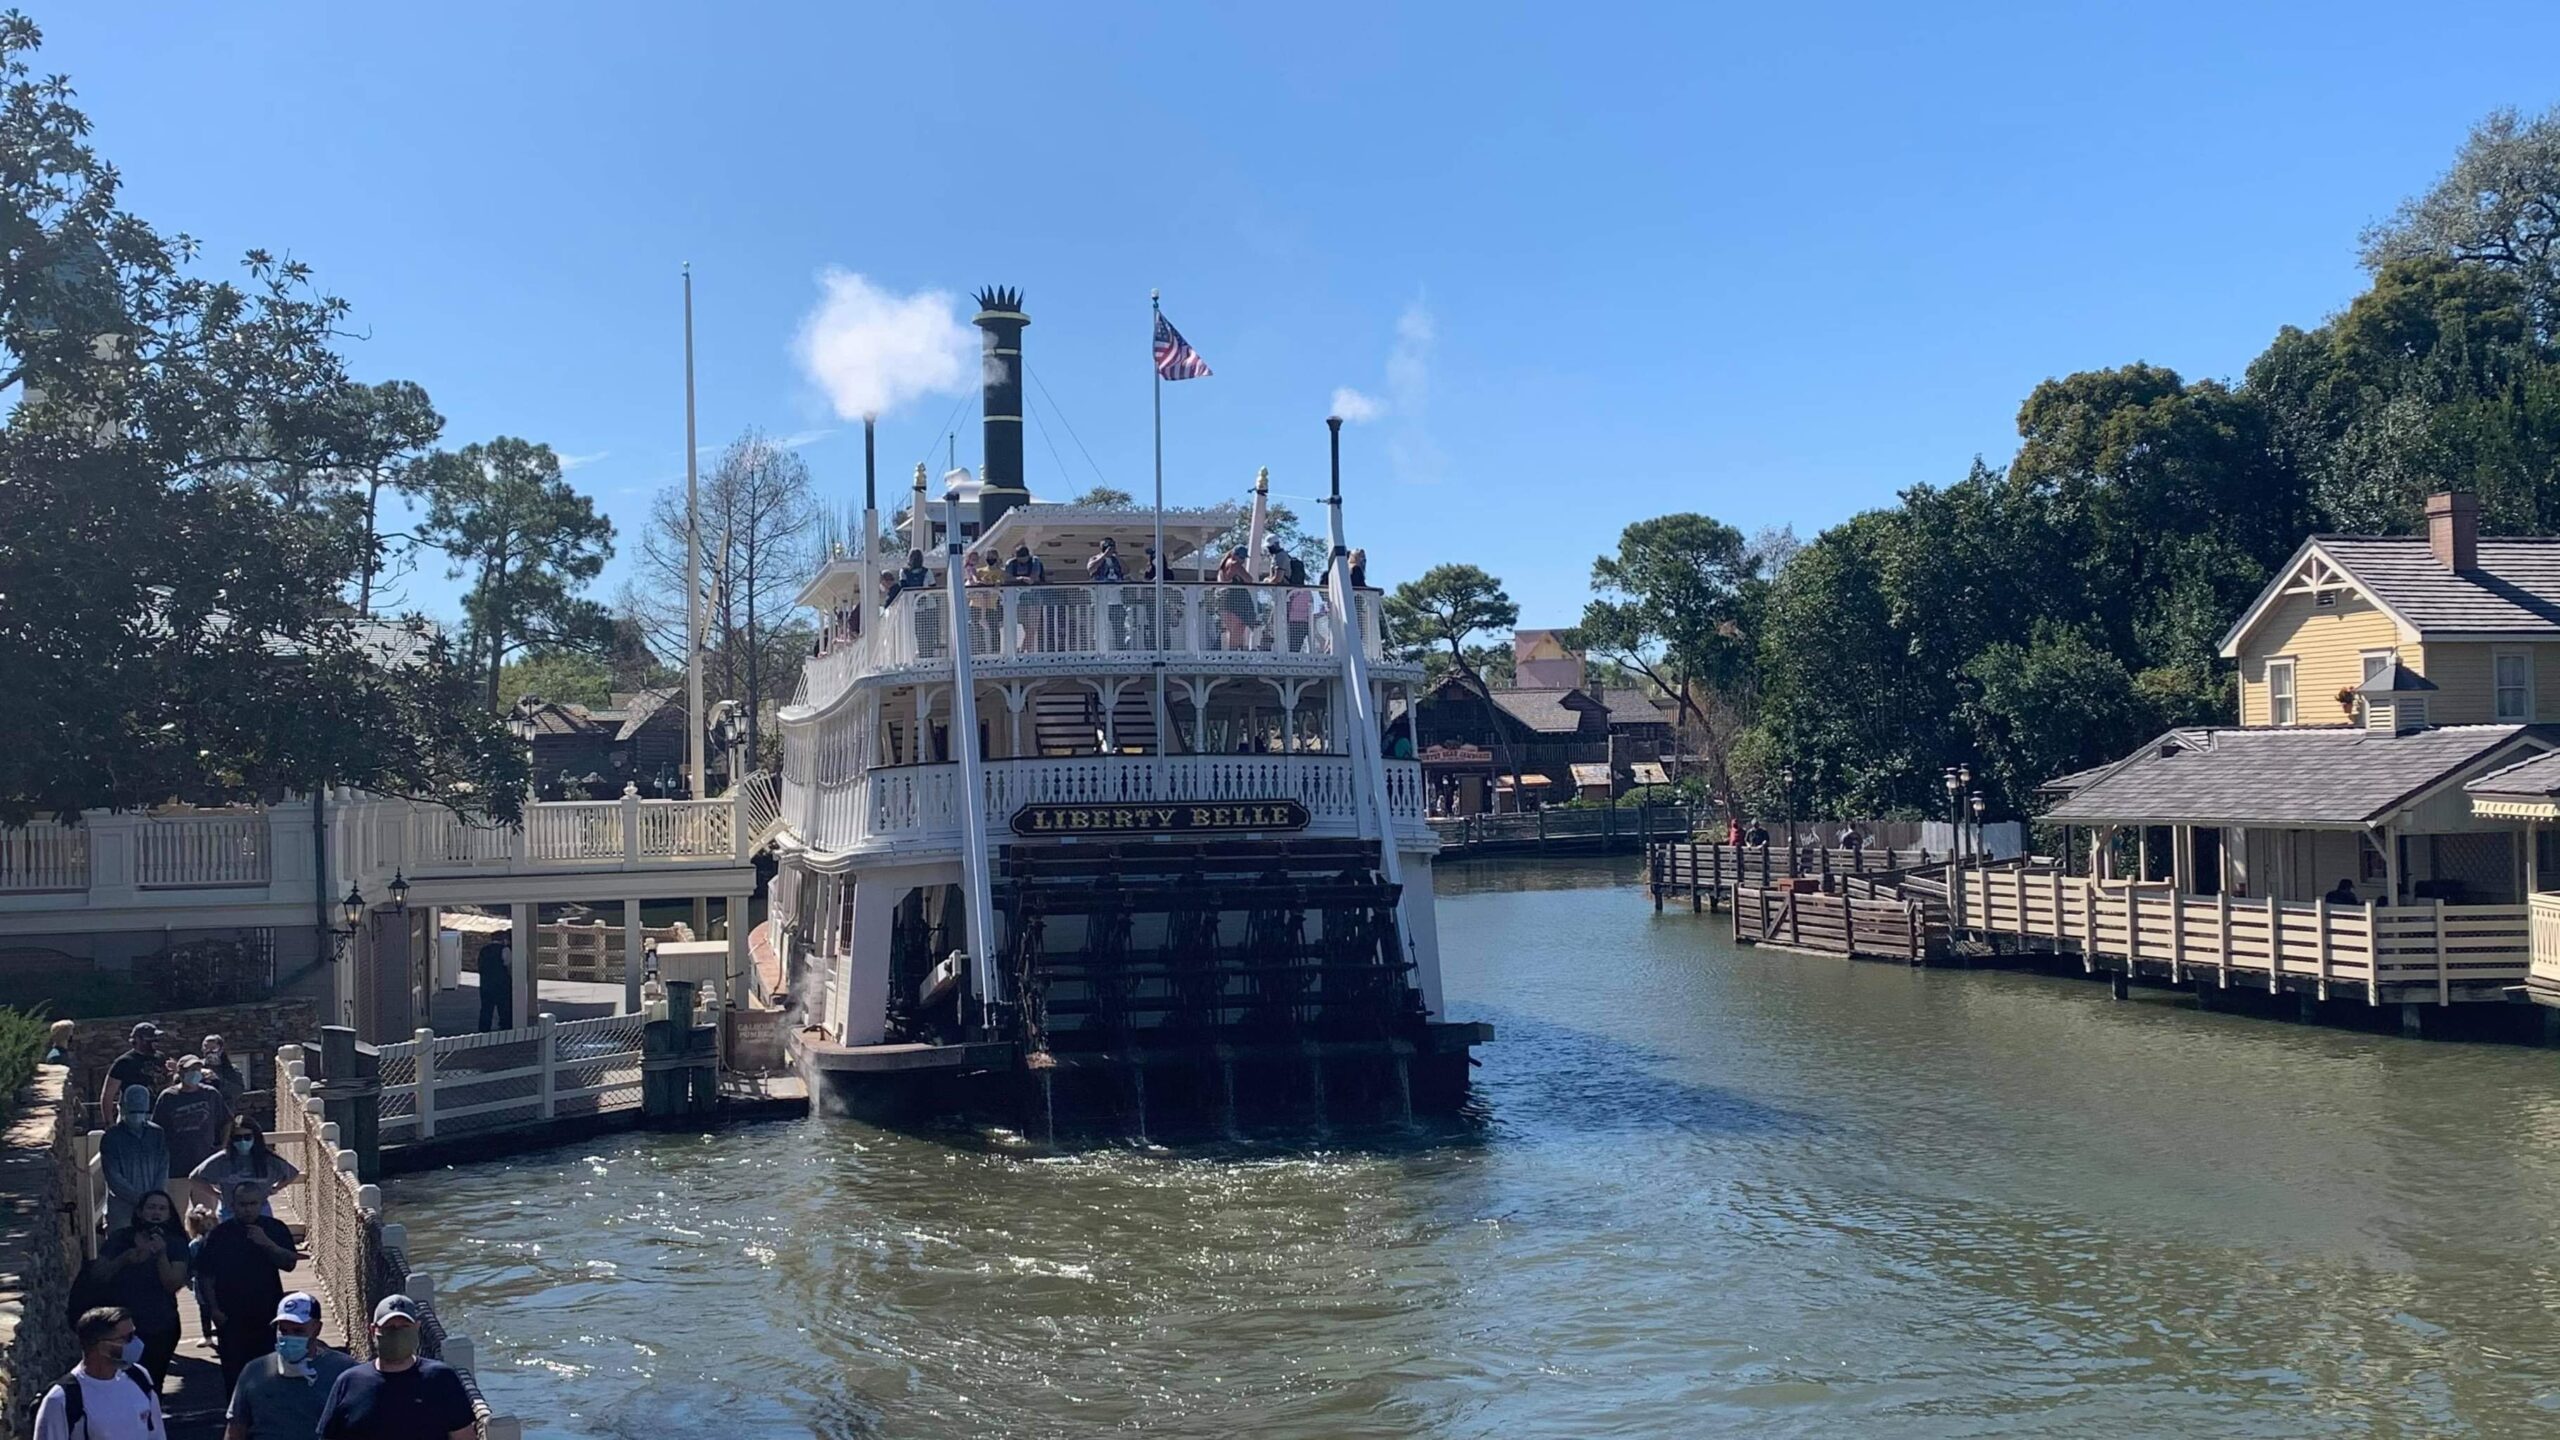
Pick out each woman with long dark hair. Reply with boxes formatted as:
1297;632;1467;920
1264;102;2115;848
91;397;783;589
186;1115;301;1219
76;1189;189;1388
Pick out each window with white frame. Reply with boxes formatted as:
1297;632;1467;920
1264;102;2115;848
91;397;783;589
2497;649;2532;721
2268;657;2297;725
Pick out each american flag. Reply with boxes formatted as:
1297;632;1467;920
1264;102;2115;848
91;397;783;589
1154;312;1213;381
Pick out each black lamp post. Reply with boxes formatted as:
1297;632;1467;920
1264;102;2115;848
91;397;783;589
1780;765;1798;855
389;871;409;911
1956;764;1974;856
1969;791;1986;859
1942;767;1960;859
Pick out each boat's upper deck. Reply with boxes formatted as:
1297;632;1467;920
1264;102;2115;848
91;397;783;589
790;501;1408;712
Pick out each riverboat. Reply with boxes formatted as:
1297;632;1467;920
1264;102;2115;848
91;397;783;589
768;287;1488;1132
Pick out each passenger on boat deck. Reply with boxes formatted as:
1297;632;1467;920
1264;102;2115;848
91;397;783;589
971;550;1003;586
1215;548;1256;650
1003;543;1046;584
1347;547;1367;587
2327;877;2360;905
899;549;930;593
877;569;899;605
1087;536;1125;582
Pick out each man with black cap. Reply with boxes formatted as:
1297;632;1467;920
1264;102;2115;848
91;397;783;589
99;1022;166;1118
318;1294;477;1440
226;1290;355;1440
196;1177;298;1393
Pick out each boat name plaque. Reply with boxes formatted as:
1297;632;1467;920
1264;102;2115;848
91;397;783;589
1009;799;1312;838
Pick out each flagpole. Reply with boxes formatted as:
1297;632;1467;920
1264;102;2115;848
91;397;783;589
1151;289;1169;760
683;263;706;799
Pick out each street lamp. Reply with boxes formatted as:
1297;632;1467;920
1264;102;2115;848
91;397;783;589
1969;791;1985;858
1780;765;1798;856
388;871;409;911
340;884;365;932
1942;767;1960;857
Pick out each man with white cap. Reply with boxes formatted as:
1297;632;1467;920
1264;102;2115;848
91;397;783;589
317;1294;477;1440
226;1290;354;1440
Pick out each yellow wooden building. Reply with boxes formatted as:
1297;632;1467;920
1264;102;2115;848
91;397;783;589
1967;492;2560;1014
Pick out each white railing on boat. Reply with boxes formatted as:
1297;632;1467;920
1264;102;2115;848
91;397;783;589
791;753;1432;856
795;582;1393;711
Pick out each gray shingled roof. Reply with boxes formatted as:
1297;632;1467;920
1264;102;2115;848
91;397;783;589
2465;748;2560;799
2042;724;2544;826
1487;688;1591;734
2318;536;2560;635
1592;687;1674;727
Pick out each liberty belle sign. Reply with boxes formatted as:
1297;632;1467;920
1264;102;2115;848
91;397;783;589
1009;799;1312;838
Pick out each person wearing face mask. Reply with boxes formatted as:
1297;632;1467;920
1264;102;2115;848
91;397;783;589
34;1308;162;1440
200;1033;248;1106
318;1295;478;1440
197;1178;299;1395
152;1053;232;1208
226;1292;356;1440
98;1085;168;1234
188;1117;301;1221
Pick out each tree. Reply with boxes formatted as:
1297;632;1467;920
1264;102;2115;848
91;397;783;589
1570;514;1767;811
1386;564;1522;792
1963;626;2163;811
2364;105;2560;334
416;438;615;710
498;651;612;710
625;429;821;760
0;14;524;824
292;379;445;614
1071;485;1135;507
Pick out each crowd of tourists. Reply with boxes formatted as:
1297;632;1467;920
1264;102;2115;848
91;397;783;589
807;536;1369;663
40;1020;476;1437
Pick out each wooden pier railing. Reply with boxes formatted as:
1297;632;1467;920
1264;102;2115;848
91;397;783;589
1732;885;1931;963
1650;841;1934;910
1951;868;2528;1004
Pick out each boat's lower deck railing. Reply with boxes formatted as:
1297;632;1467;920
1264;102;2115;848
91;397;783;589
1949;868;2529;1003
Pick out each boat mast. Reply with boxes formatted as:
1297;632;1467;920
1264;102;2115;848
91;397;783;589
1324;416;1412;978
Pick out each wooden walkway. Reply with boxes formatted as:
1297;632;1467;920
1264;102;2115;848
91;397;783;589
1649;841;1935;911
1731;884;1935;963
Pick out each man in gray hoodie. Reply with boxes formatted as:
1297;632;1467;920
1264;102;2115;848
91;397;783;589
99;1085;169;1233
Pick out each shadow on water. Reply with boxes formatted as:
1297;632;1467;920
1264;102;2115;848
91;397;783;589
1465;1002;1820;1142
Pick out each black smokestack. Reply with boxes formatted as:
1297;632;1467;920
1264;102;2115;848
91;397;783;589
972;286;1029;528
863;416;876;511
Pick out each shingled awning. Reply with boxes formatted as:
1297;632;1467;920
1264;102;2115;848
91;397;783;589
2042;724;2547;828
2466;749;2560;820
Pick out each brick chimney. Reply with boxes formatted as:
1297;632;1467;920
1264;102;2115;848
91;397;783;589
2426;491;2478;572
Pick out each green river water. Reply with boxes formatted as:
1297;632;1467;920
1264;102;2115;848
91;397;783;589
385;856;2560;1437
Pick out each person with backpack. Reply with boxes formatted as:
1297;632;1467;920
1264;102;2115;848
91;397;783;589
1262;537;1313;651
33;1306;163;1440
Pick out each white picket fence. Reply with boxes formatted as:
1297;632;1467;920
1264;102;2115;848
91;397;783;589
375;1012;647;1145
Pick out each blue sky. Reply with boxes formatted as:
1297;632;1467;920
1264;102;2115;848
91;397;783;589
45;2;2560;632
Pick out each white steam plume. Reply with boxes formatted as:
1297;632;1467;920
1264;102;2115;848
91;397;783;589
1330;387;1385;423
794;270;975;420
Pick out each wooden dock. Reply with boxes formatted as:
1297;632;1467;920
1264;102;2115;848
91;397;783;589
1648;841;1934;911
1431;801;1693;858
1731;884;1936;963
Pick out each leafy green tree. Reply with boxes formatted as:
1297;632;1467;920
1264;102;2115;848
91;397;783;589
0;14;522;824
417;437;615;709
1963;626;2162;810
1386;564;1522;790
1071;485;1135;507
1570;513;1768;810
2363;105;2560;334
1210;497;1329;573
498;651;612;710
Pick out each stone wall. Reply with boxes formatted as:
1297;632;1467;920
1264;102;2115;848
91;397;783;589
62;999;319;1127
0;1067;81;1437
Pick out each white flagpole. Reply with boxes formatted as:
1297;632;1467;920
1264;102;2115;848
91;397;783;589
1151;290;1170;759
683;263;706;799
